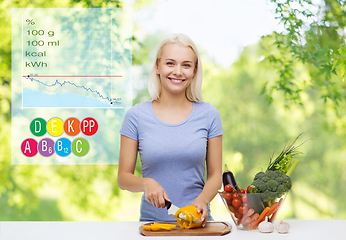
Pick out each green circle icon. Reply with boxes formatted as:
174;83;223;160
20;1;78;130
72;138;89;157
30;118;47;136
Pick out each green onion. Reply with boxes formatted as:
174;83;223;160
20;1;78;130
267;133;306;175
286;160;299;177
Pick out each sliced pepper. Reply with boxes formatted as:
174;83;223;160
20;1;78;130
143;223;176;231
174;205;203;229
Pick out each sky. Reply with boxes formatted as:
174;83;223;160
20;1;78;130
133;0;282;67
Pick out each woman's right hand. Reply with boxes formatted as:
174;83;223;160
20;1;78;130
143;178;170;208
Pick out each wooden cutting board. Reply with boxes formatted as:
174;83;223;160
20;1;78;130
139;221;232;236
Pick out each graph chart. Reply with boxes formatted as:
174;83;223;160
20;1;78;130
23;75;123;108
18;8;131;108
12;8;132;165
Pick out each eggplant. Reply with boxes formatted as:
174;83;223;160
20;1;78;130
222;164;240;191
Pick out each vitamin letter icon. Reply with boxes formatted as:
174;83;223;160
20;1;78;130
81;117;98;136
55;138;72;157
30;118;47;136
72;138;89;157
64;117;80;136
47;117;64;137
21;138;38;157
38;138;55;157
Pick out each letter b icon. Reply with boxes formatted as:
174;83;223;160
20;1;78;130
38;138;55;157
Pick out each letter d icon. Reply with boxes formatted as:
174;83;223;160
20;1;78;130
30;118;47;137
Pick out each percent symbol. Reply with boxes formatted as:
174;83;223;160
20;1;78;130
26;19;35;25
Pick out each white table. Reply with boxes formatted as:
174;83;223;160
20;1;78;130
0;220;343;239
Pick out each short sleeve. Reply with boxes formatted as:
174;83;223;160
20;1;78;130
119;104;139;141
207;104;223;139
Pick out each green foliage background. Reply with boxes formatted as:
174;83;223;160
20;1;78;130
0;0;345;221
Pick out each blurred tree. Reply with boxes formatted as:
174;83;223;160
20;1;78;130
264;0;346;113
203;35;346;219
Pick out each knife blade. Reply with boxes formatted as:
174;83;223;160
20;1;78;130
165;200;180;218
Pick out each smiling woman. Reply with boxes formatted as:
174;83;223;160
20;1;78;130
117;33;223;227
148;34;203;102
153;43;197;124
156;43;196;98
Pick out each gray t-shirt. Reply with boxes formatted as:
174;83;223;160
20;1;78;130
119;101;223;221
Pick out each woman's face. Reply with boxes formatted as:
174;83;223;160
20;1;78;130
156;43;196;97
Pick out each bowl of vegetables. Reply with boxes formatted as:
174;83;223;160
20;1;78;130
219;186;289;230
219;134;305;230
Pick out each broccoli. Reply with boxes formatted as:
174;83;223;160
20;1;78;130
252;179;266;192
266;179;279;191
248;170;292;206
254;171;265;181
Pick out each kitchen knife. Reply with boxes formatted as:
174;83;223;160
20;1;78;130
165;200;181;218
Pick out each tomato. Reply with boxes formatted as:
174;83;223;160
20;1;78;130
238;205;248;214
241;194;247;203
232;193;240;200
228;205;237;214
239;189;245;194
232;198;242;209
238;206;245;214
235;211;242;219
232;188;237;193
224;184;233;193
222;193;232;202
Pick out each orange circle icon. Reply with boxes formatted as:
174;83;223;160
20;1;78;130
64;117;80;136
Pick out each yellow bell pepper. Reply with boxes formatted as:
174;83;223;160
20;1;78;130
175;205;203;229
143;222;176;231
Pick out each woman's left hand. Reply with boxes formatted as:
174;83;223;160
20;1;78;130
191;199;208;227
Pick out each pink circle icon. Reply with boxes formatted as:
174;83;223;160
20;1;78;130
21;138;38;157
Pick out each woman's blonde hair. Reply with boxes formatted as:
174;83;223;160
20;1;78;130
148;33;203;102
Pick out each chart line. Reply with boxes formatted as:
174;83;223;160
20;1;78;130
111;18;113;100
23;75;122;78
24;76;121;104
21;106;124;109
21;14;24;109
